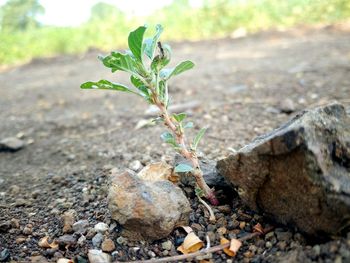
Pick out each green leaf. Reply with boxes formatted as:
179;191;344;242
130;75;144;88
101;52;137;74
184;122;194;129
173;113;187;123
128;26;147;62
160;60;194;80
130;76;151;101
192;128;206;150
81;80;135;93
160;132;178;147
158;80;166;102
143;24;163;59
174;163;194;173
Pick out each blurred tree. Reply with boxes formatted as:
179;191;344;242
0;0;44;31
84;2;130;48
89;2;124;22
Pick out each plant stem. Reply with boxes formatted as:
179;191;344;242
154;97;218;205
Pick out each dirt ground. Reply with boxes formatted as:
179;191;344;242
0;25;350;262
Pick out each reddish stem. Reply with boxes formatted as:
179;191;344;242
155;98;218;205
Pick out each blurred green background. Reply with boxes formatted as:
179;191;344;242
1;0;350;66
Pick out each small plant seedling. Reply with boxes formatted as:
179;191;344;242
81;24;218;205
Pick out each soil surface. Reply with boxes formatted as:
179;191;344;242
1;24;350;262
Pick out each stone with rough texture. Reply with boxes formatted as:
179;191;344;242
217;103;350;237
108;169;191;241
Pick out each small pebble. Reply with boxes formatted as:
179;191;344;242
94;222;109;233
15;198;31;207
265;231;275;240
279;98;296;114
73;220;89;234
191;223;202;231
217;226;227;235
16;237;26;244
116;236;128;245
92;233;104;248
147;251;156;258
207;224;216;231
77;235;86;246
31;190;41;199
0;249;10;261
102;238;116;252
0;137;25;152
239;221;246;229
86;228;96;239
128;160;143;171
312;245;321;256
57;235;76;246
265;241;273;248
161;240;172;251
23;225;33;235
88;249;111;263
30;255;48;263
62;210;76;234
52;175;62;184
57;259;72;263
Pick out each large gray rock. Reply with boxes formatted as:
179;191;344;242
217;103;350;237
108;168;191;241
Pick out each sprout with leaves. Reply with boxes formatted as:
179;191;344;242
81;25;218;205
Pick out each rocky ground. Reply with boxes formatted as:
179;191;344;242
0;24;350;262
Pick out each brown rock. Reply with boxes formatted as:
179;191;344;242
16;237;26;244
61;210;76;234
10;218;20;228
101;238;115;252
108;170;191;240
217;103;350;237
22;225;33;235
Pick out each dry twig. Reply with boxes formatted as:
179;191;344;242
115;226;274;263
